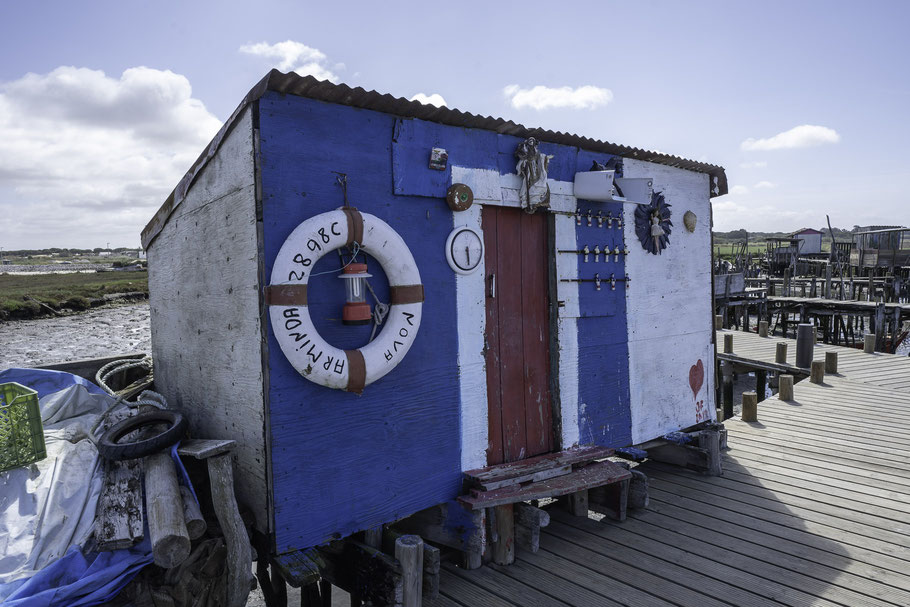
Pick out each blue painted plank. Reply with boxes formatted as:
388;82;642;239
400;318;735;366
260;95;465;553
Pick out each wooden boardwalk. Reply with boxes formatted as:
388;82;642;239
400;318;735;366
431;343;910;606
717;328;910;392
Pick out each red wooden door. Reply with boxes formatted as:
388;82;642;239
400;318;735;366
483;205;553;465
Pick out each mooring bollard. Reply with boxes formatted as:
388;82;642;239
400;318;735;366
825;351;838;374
758;320;769;338
779;374;794;401
724;333;734;354
775;342;788;364
742;391;758;422
795;324;814;368
715;315;723;330
810;360;825;384
864;334;876;354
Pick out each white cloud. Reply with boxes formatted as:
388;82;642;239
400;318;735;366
503;84;613;111
754;180;776;189
741;125;840;151
239;40;340;82
410;93;447;107
0;66;222;248
729;185;749;195
739;161;767;169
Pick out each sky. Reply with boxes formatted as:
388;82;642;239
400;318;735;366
1;0;908;249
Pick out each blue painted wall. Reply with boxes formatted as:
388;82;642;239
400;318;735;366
260;93;632;553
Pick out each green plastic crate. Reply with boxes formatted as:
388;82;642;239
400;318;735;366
0;382;46;472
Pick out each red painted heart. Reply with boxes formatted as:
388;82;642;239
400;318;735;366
689;359;705;399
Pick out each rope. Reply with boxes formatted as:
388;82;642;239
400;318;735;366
364;281;389;342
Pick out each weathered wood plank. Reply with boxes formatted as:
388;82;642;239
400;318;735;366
464;445;613;489
459;461;630;510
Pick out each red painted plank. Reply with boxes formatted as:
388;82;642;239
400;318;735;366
483;208;504;465
464;446;614;486
458;460;632;510
520;210;552;457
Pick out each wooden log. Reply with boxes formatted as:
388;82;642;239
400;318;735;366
179;485;207;540
96;458;144;550
810;360;825;384
758;320;769;338
491;504;514;566
795;323;814;368
714;314;723;330
775;342;787;364
755;369;767;402
742;391;758;423
628;469;649;509
364;526;382;549
875;302;886;351
382;528;440;600
825;351;838;374
698;427;724;477
778;374;794;401
395;535;423;607
206;454;253;607
144;452;191;569
723;333;733;353
864;333;876;354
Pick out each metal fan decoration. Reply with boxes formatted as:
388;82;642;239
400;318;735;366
635;191;672;255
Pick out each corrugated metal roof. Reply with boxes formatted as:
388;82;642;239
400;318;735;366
143;70;727;248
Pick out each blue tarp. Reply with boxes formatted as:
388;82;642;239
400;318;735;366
0;368;192;606
0;368;107;399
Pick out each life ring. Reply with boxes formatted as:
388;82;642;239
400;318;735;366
266;208;424;393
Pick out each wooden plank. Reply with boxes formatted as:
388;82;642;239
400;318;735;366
394;502;484;569
638;498;910;598
95;458;144;550
177;438;236;459
519;209;552;457
496;206;528;463
445;563;568;606
438;567;519;607
490;560;625;607
483;206;504;466
550;514;864;607
464;445;613;489
459;461;631;510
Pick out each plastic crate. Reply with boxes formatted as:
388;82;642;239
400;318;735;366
0;382;46;472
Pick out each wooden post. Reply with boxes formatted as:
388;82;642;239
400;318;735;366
144;452;191;569
207;454;254;607
721;361;734;420
364;526;382;548
810;360;825;384
723;333;733;353
795;324;814;368
395;535;424;607
779;375;794;401
755;369;767;402
775;342;788;364
864;333;876;354
892;307;902;353
715;314;723;330
179;485;207;540
742;391;758;422
491;504;514;565
825;351;838;374
825;264;832;299
875;303;886;352
758;320;769;338
567;490;589;517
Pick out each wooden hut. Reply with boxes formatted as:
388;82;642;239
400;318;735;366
141;71;727;577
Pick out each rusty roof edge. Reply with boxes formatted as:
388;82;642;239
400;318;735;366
143;70;727;249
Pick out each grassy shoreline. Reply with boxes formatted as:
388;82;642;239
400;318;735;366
0;271;149;320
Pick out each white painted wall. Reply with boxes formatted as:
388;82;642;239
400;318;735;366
795;232;822;255
622;159;715;444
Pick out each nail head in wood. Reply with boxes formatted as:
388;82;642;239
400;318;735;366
742;391;758;422
778;374;794;401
